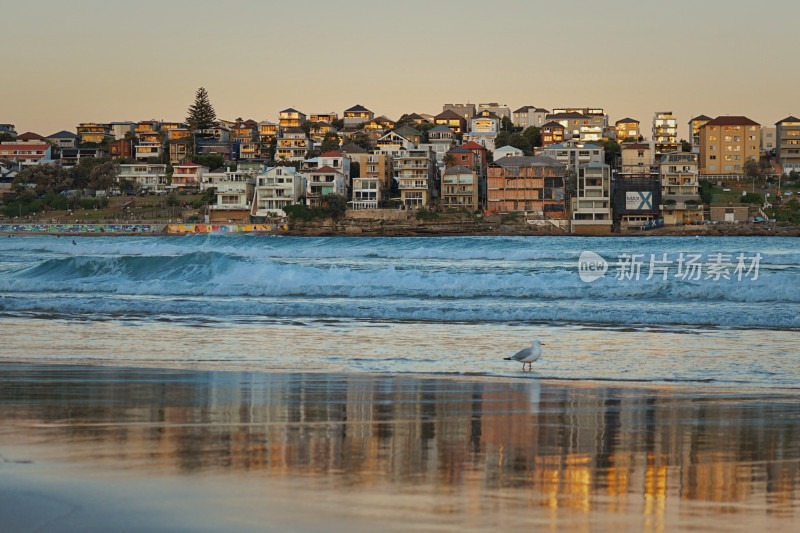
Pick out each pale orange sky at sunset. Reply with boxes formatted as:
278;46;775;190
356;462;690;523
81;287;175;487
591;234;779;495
2;0;798;139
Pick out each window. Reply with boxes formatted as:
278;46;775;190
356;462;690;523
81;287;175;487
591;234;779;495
710;155;717;160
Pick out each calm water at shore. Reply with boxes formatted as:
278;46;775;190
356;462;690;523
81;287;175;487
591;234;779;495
1;364;799;532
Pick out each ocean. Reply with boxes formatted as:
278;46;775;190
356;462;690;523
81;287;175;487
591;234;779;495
1;234;798;390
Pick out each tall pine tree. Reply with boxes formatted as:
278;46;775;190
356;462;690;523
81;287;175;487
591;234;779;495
186;87;217;131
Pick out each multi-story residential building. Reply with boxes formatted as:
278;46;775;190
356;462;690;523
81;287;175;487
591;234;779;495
317;151;351;186
477;103;511;121
252;166;306;218
615;118;640;143
775;116;800;175
652;111;679;154
442;104;475;124
169;140;191;164
428;125;457;171
0;123;17;137
441;165;478;211
310;112;337;124
258;121;281;143
108;139;134;159
541;141;604;174
487;156;567;221
342;147;391;209
118;163;168;193
494;145;523;159
434;110;467;135
552;107;608;127
135;140;163;161
231;122;255;144
395;147;436;208
459;141;489;176
512;106;549;129
46;130;80;149
761;127;776;153
135;121;160;138
659;151;702;225
305;165;347;206
209;170;255;222
571;162;612;234
620;143;655;174
0;142;52;170
12;132;43;143
109;122;135;140
167;128;191;141
363;116;394;132
171;163;209;191
376;130;416;155
464;111;500;150
238;141;263;161
279;108;306;129
688;115;711;151
545;112;604;140
446;146;474;169
698;116;760;177
77;123;113;144
541;121;565;147
59;147;107;167
343;105;374;127
276;128;313;161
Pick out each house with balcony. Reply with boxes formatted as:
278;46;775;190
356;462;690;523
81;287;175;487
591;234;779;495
614;118;640;144
0;142;52;170
394;148;436;208
343;105;374;128
310;112;337;124
135;121;160;139
108;122;134;140
659;151;702;225
775;116;800;175
276;128;313;161
342;148;391;209
59;147;107;167
118;163;168;193
459;141;489;176
77;123;113;145
620;143;656;175
305;165;347;206
698;116;761;178
441;165;478;211
464;111;500;151
209;170;256;222
252;166;306;218
135;140;163;161
494;145;523;160
541;141;604;174
541;121;565;147
376;130;416;156
513;106;549;129
109;139;134;159
571;162;612;234
171;163;209;191
279;108;306;129
47;130;80;149
545;112;595;140
652;112;679;155
487;156;567;222
363;116;395;132
688;115;711;151
477;103;511;121
258;121;281;143
434;110;467;135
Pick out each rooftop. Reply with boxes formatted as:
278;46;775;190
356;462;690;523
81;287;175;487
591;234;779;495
704;116;760;127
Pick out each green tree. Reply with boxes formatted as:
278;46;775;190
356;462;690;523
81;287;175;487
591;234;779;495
186;87;217;131
87;161;119;193
0;132;16;142
521;126;541;148
12;163;74;196
601;140;621;167
320;132;341;153
195;153;225;170
680;140;693;152
352;132;373;151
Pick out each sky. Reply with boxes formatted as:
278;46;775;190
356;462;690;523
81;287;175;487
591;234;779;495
2;0;798;139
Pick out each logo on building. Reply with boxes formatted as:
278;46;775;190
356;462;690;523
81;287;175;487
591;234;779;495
625;191;653;210
578;251;608;282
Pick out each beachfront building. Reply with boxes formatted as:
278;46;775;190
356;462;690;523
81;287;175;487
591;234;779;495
441;165;479;211
276;128;313;161
698;116;761;178
659;151;703;225
279;108;306;129
0;142;52;170
395;147;437;208
620;143;656;174
209;170;255;222
541;141;604;175
170;163;209;191
571;162;612;234
615;118;640;143
134;140;163;161
775;116;800;175
688;115;711;151
305;165;347;207
118;163;168;193
252;166;306;218
652;112;679;155
59;147;107;167
513;106;549;129
108;139;134;160
344;149;391;210
487;155;567;223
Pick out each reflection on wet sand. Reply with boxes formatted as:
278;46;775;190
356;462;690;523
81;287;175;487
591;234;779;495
1;365;799;531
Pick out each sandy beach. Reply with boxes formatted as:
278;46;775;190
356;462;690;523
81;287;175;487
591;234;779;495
1;364;799;532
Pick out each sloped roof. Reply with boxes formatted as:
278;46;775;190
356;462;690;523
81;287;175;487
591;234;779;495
776;116;800;124
615;117;639;124
16;132;46;141
405;113;426;120
459;141;486;151
513;106;536;113
447;147;471;154
494;155;564;168
542;121;564;128
705;116;760;127
280;108;302;114
495;145;522;152
395;125;422;137
547;112;587;119
0;143;49;151
339;142;368;154
622;143;651;150
48;130;80;139
689;115;712;122
345;104;371;113
312;165;341;174
429;124;454;133
319;151;343;157
435;110;465;120
444;165;474;175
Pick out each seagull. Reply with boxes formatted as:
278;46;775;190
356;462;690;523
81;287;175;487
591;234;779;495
505;340;544;371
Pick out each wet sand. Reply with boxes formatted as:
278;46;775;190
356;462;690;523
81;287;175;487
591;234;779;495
1;364;799;532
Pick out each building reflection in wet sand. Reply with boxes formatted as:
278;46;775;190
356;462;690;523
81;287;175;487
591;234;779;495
1;365;798;529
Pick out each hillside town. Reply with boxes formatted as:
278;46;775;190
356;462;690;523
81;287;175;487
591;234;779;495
2;89;799;234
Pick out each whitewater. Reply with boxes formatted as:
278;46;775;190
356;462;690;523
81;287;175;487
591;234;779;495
1;234;798;389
